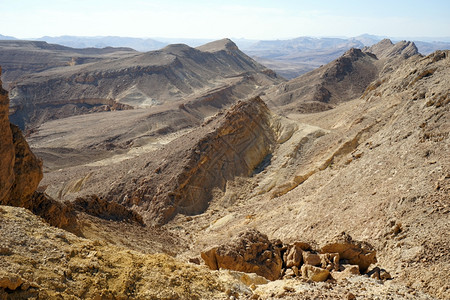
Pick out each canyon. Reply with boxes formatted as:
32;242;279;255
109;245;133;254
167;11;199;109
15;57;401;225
0;38;449;299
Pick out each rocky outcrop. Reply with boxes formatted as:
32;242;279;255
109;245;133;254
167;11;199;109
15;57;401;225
201;229;284;281
264;47;380;114
0;67;42;205
202;230;386;283
122;96;277;224
363;39;418;59
0;67;15;203
320;232;377;273
72;195;143;225
0;66;79;231
7;124;43;206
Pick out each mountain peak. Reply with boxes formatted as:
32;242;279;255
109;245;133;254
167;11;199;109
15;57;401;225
196;38;239;53
363;39;418;59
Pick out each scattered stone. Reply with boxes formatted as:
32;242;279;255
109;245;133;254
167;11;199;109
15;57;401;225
226;270;268;286
301;265;330;282
380;269;392;280
367;267;392;281
189;257;200;265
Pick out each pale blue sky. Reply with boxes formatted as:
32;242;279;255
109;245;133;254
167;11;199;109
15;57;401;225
1;0;449;39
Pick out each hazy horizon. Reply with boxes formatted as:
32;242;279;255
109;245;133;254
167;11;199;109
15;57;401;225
2;0;450;40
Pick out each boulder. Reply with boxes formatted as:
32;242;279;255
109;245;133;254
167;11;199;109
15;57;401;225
302;251;321;266
301;265;330;282
331;264;360;281
201;229;283;280
320;252;340;271
321;232;376;273
284;242;310;267
367;267;392;281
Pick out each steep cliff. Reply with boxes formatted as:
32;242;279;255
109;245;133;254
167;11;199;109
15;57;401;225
0;67;42;205
0;67;15;203
109;96;278;224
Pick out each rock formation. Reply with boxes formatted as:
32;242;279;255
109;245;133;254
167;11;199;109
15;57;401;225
116;96;278;224
264;46;381;114
362;38;418;59
202;229;385;283
263;39;419;115
0;67;42;205
201;229;284;281
0;66;15;203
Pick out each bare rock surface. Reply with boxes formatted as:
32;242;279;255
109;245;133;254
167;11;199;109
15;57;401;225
362;38;418;59
202;229;283;281
263;39;418;116
0;205;234;299
321;232;377;272
0;67;42;206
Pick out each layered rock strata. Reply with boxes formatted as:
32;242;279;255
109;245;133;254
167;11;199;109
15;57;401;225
129;96;277;223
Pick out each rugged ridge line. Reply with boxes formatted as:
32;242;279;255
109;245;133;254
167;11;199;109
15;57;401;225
105;96;277;224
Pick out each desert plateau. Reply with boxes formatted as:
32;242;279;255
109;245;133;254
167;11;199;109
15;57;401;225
1;1;449;298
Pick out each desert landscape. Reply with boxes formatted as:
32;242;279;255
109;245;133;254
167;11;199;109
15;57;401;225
1;1;449;299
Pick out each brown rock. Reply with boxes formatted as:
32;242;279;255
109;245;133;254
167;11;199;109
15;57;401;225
302;251;321;266
331;264;360;281
301;265;330;282
0;274;23;290
7;124;43;207
380;269;392;280
367;267;392;281
284;268;295;278
0;66;15;204
320;252;340;271
284;242;310;267
0;66;42;207
201;229;283;280
321;232;376;273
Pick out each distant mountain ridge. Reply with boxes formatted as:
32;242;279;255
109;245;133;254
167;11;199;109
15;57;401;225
35;35;167;52
8;38;282;129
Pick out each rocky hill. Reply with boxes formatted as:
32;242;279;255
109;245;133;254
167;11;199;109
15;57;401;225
0;40;136;89
8;39;282;130
263;39;418;115
0;39;449;299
